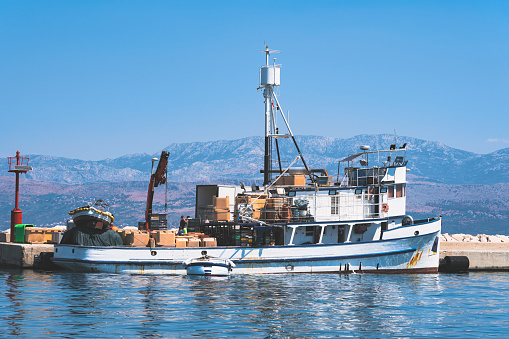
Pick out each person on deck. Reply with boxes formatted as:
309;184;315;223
178;215;186;235
184;216;190;234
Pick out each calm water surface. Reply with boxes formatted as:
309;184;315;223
0;269;507;338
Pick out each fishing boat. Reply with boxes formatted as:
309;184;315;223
68;200;114;228
52;46;441;274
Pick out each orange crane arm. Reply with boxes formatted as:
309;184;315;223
145;151;170;231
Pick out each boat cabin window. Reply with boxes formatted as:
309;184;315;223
396;184;405;197
331;196;339;215
388;185;394;198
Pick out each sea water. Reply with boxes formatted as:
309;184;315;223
0;269;508;338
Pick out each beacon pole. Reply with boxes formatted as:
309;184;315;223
7;151;32;242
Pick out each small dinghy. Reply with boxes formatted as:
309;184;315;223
184;251;235;276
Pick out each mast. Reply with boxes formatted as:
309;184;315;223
259;45;314;186
260;45;280;186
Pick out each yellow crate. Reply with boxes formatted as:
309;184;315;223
25;228;45;244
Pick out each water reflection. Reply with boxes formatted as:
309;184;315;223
0;269;508;338
4;270;25;336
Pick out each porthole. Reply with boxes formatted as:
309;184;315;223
151;251;157;256
414;231;419;236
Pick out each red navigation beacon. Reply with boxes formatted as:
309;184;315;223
7;151;32;242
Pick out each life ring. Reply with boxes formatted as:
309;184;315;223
382;204;389;213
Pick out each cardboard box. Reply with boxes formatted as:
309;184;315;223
275;175;306;186
151;231;176;247
124;231;150;247
201;237;217;247
187;238;201;247
25;228;45;244
132;232;150;247
214;211;230;222
176;238;188;248
289;174;306;186
213;196;230;210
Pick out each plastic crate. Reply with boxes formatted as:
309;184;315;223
14;224;34;243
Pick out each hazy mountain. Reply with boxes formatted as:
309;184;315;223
3;134;508;185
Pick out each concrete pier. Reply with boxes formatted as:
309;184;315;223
0;242;54;268
0;233;508;271
440;241;509;271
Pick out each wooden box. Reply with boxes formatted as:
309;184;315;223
288;174;306;186
176;238;188;248
151;231;176;247
133;232;150;247
275;174;306;186
124;231;150;247
213;196;230;210
187;238;201;247
214;210;230;222
201;237;217;247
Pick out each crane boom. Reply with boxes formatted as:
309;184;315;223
145;151;170;231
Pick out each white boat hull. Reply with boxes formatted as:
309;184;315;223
52;219;441;275
186;262;232;276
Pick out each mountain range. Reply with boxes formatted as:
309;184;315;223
1;134;508;235
2;134;509;185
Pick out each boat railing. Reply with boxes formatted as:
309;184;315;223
237;196;311;223
237;189;388;223
345;167;386;187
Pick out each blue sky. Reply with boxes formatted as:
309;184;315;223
1;1;508;160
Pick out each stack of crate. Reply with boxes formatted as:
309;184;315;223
174;235;217;248
213;196;230;221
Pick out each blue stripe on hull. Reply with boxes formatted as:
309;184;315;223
52;247;418;268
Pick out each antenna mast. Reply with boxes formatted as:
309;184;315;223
259;45;314;186
260;45;280;186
